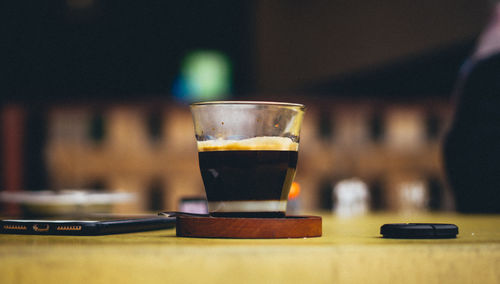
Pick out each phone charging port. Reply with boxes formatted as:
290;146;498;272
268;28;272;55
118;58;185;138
33;224;50;232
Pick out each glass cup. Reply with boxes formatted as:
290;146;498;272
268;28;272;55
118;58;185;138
190;101;305;217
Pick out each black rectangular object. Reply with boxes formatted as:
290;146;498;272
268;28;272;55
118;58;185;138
0;216;175;236
380;223;458;239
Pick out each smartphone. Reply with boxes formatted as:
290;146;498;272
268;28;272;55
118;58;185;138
0;215;175;236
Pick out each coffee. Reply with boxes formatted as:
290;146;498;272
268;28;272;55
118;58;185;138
198;137;298;217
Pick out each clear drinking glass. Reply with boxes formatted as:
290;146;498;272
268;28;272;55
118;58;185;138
190;101;305;217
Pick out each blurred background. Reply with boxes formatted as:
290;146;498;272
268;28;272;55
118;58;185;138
0;0;492;216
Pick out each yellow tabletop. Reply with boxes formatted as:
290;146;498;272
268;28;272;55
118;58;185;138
0;213;499;284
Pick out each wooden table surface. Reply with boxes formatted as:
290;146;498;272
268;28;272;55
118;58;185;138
0;213;499;284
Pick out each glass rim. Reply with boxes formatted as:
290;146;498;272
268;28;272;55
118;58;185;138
190;101;305;110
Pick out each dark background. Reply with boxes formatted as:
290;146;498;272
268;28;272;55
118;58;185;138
1;0;491;103
1;0;254;102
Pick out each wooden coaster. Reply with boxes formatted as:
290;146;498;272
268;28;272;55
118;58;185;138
176;215;322;239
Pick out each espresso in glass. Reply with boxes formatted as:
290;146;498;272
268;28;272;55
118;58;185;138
190;101;305;217
198;137;298;217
